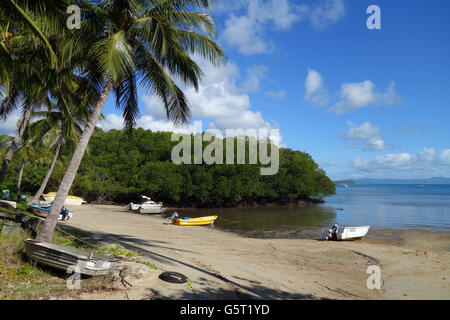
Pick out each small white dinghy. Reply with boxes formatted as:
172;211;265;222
323;224;370;241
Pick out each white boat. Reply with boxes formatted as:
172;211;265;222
323;224;370;241
126;195;166;214
126;203;140;210
42;192;86;206
138;205;167;214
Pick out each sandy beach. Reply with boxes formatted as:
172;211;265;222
62;204;449;300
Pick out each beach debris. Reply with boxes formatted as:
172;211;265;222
159;271;187;284
119;266;133;288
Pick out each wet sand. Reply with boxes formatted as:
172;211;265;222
62;204;449;300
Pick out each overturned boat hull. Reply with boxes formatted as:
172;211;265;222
42;192;86;205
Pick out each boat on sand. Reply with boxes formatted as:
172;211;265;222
29;202;73;221
126;195;167;214
42;192;86;205
169;212;217;226
24;239;117;276
323;224;370;241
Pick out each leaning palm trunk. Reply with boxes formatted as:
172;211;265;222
35;78;113;242
30;136;63;204
16;159;25;200
0;106;33;185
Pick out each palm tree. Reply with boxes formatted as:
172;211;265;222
14;128;43;200
0;0;69;69
0;11;78;186
36;0;226;242
28;83;99;204
0;72;43;186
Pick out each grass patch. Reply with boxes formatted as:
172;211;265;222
96;245;158;270
0;206;158;299
0;231;67;300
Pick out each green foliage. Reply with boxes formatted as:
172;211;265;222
0;159;47;196
73;128;335;206
0;230;67;299
1;128;336;206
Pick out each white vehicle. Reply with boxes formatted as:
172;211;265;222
323;224;370;240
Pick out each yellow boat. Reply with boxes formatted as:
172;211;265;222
171;215;217;226
42;192;86;206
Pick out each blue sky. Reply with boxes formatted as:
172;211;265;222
7;0;445;180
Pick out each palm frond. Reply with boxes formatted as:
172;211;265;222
115;74;140;130
90;30;136;83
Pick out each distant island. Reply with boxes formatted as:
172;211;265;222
334;180;357;185
335;177;450;185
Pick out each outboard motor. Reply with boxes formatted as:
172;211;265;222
323;223;339;240
168;212;179;222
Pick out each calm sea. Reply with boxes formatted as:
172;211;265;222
174;184;450;238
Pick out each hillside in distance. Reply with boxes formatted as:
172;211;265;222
345;177;450;185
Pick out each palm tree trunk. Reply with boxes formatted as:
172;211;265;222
16;159;25;200
30;136;63;204
0;105;33;185
36;77;114;242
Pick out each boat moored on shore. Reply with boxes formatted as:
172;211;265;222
168;212;217;226
29;202;73;221
323;224;370;241
126;195;167;214
42;192;86;205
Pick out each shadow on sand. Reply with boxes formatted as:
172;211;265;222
57;224;321;300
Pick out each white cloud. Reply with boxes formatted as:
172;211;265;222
303;69;401;114
177;60;274;132
344;120;388;151
308;0;346;31
97;113;123;132
141;95;167;121
98;113;195;134
241;65;269;93
222;14;272;55
100;59;276;138
351;148;450;176
304;68;329;107
220;0;345;55
329;81;400;114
